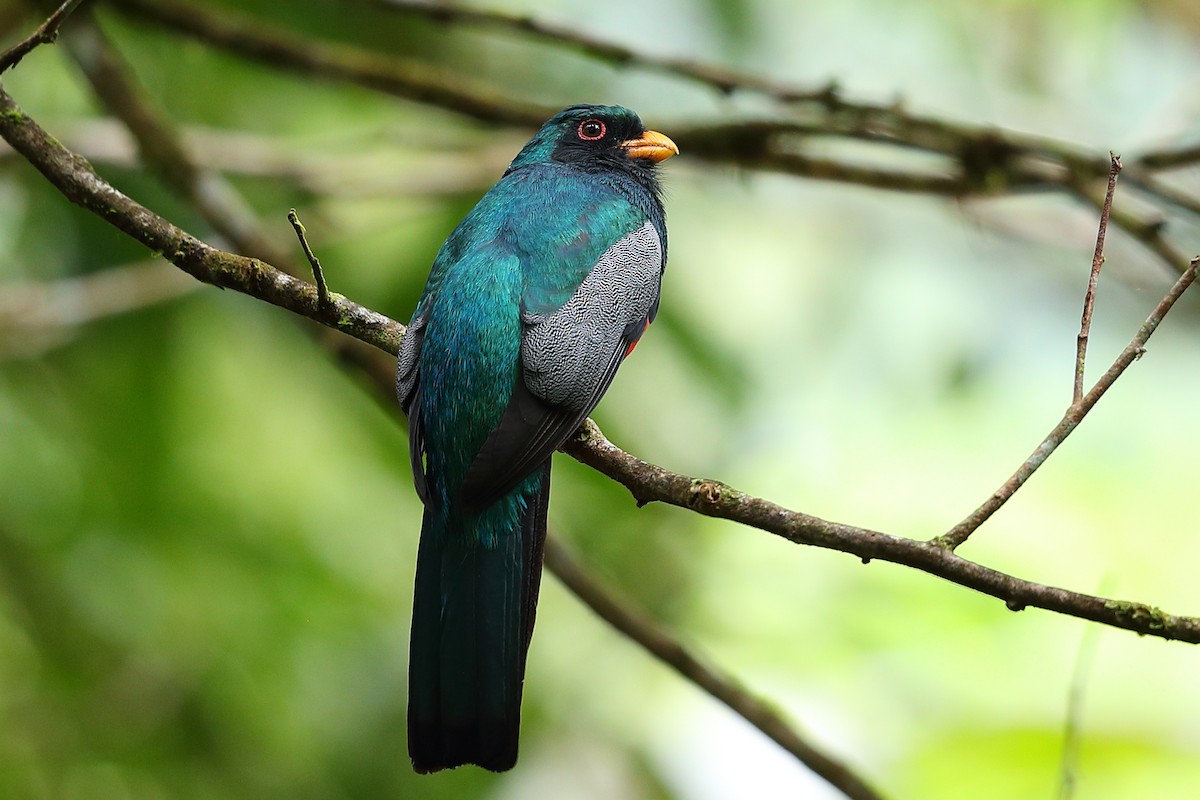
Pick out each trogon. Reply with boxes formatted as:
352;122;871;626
395;104;677;772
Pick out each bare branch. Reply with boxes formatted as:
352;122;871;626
1078;189;1192;275
1075;154;1121;404
936;256;1197;550
0;0;82;74
545;537;888;800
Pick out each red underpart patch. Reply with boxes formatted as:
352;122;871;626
624;319;652;358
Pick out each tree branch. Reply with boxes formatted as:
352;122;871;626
366;0;1200;194
288;208;330;308
0;0;81;74
0;85;398;353
564;420;1200;642
2;81;1198;646
1075;154;1121;404
544;536;888;800
1077;187;1192;275
110;0;554;127
107;0;1109;197
935;255;1197;550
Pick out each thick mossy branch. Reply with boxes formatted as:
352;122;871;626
562;421;1200;643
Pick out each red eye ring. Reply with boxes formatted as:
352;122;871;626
577;119;606;141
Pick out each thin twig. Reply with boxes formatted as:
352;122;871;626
1074;153;1121;404
3;82;1200;644
0;0;82;74
937;257;1198;551
288;209;329;308
1101;202;1191;276
544;537;888;800
1057;607;1103;800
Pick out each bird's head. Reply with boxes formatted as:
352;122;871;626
507;105;678;179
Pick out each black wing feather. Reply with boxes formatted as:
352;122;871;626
459;341;627;514
408;386;430;505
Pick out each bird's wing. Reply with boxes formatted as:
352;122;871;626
396;310;430;503
459;222;663;512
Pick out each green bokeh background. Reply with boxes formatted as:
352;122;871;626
2;0;1199;798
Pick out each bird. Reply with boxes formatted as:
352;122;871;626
395;104;677;773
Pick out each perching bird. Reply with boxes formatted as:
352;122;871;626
395;104;677;773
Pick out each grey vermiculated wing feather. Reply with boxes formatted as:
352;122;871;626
520;222;661;409
396;312;425;411
459;223;663;512
397;312;429;502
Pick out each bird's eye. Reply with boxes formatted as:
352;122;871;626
577;119;606;141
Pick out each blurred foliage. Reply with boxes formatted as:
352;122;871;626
2;0;1200;798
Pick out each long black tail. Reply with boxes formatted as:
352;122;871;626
407;463;550;773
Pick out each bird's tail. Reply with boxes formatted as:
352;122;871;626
407;463;550;773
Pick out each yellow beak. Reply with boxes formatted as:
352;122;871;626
620;129;679;163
